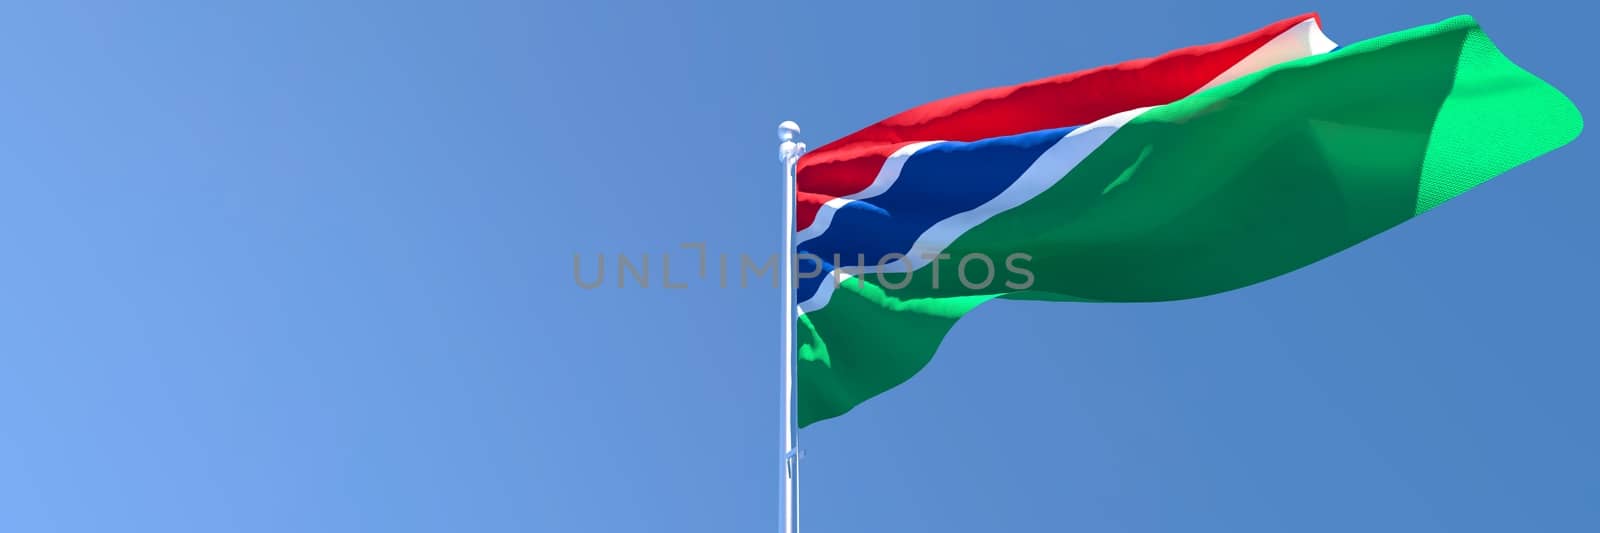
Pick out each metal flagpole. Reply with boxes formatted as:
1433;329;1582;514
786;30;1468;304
778;121;806;533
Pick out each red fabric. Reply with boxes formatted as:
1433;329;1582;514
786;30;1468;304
795;13;1319;231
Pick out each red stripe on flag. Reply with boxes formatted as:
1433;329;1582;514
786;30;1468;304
795;13;1320;232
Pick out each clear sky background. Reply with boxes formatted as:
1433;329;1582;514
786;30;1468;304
0;1;1594;531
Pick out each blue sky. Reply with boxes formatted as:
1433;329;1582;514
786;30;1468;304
1;1;1594;531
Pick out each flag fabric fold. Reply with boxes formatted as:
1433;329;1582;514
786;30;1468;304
795;14;1581;428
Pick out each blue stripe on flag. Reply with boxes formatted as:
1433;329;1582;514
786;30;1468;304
797;126;1073;303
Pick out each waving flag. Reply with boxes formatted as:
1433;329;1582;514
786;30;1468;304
795;14;1581;427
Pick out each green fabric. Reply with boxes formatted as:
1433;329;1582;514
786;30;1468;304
797;16;1582;428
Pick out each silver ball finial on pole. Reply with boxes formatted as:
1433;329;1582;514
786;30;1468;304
778;121;806;165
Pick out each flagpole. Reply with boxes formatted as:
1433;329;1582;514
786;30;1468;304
778;120;806;533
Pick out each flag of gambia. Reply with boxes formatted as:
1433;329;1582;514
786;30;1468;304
794;14;1581;427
